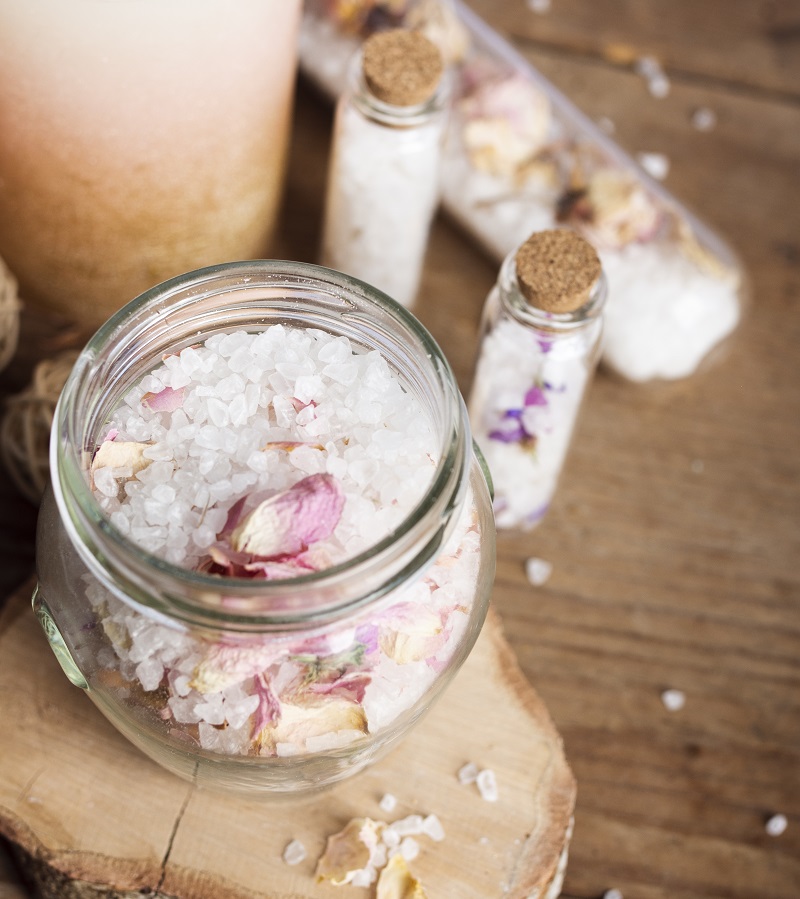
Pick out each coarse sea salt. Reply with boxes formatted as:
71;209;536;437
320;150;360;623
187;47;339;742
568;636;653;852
282;839;307;866
86;325;484;760
765;814;788;837
661;688;686;711
525;557;553;587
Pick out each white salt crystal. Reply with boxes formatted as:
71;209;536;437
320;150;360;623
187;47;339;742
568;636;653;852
661;688;686;711
634;55;661;79
603;890;624;899
399;837;420;861
765;814;788;837
382;827;401;850
648;72;671;98
391;815;425;837
527;0;551;12
135;657;164;692
379;793;397;813
93;468;118;498
692;107;717;132
637;152;670;181
525;557;553;587
476;768;499;802
282;839;307;866
422;814;445;842
458;762;479;785
350;869;376;888
597;116;616;134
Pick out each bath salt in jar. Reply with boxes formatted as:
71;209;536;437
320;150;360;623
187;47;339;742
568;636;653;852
34;261;495;794
469;229;606;530
322;29;449;309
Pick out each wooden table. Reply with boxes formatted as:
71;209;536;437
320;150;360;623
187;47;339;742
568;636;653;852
1;2;798;896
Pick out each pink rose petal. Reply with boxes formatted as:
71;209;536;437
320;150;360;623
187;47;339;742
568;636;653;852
231;474;344;558
141;386;185;413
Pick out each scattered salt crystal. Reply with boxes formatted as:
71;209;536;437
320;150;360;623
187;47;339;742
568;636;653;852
525;557;553;586
458;761;480;785
691;107;717;132
350;869;376;888
661;688;686;711
379;793;398;813
476;768;498;802
634;55;670;98
648;72;670;98
765;814;788;837
597;116;616;134
603;890;624;899
399;837;420;862
382;827;401;850
422;814;445;842
282;839;307;866
637;152;670;181
391;815;425;837
527;0;551;12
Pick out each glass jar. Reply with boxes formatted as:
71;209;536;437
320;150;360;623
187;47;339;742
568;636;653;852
34;260;495;794
0;0;301;331
468;233;606;530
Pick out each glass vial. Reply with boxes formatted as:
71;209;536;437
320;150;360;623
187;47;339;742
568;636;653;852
468;229;607;530
321;28;449;309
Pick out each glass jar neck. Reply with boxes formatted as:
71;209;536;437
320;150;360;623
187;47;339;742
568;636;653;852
497;243;607;334
346;49;450;128
51;261;472;633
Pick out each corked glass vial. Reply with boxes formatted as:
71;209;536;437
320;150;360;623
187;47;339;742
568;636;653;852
321;28;449;309
468;229;606;530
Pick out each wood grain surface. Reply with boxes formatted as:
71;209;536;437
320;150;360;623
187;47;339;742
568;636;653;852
1;1;798;897
0;587;574;899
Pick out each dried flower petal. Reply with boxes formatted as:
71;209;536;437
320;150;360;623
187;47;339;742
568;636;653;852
378;604;444;665
316;818;384;886
141;386;185;413
231;473;345;558
91;439;151;475
262;441;326;453
376;854;429;899
259;696;368;753
558;168;663;249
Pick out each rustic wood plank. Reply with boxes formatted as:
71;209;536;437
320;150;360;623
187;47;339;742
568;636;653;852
466;0;800;99
1;1;799;896
0;584;574;899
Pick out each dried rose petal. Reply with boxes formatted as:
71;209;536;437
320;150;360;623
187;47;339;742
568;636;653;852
316;818;384;886
141;386;185;413
262;441;326;453
376;854;429;899
231;474;344;558
259;696;368;754
379;604;446;665
251;673;280;739
91;439;151;475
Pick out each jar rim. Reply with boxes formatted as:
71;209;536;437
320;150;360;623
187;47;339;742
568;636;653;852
51;260;473;630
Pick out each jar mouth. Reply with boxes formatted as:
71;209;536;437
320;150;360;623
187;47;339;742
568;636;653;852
51;260;471;630
499;244;607;331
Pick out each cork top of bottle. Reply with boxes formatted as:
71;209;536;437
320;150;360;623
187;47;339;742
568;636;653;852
362;29;444;107
514;229;602;314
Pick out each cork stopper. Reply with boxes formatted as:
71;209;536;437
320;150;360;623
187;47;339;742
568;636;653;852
514;229;602;314
362;29;444;107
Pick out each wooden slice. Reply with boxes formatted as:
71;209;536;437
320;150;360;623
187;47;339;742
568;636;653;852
0;582;575;899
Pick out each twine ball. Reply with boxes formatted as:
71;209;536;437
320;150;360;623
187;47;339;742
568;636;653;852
0;350;80;503
0;255;21;373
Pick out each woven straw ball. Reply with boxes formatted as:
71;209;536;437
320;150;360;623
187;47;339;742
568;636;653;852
0;350;80;503
0;256;21;373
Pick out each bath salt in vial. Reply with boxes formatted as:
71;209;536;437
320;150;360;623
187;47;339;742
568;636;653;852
34;261;495;795
469;229;606;530
322;29;449;309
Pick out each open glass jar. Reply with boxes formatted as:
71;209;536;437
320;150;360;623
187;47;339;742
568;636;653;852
34;261;495;794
